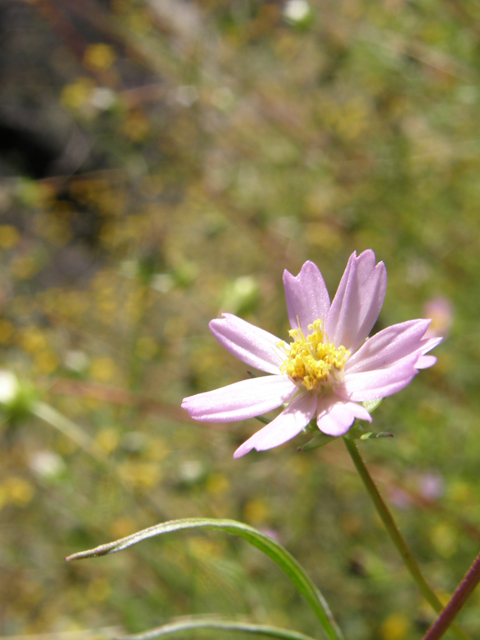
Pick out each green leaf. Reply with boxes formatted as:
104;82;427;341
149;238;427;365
67;518;344;640
113;617;319;640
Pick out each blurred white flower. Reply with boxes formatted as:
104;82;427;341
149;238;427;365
283;0;312;25
90;87;117;111
179;460;204;483
30;451;66;480
0;371;19;404
64;350;90;374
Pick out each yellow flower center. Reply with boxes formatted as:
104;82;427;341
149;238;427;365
278;319;350;392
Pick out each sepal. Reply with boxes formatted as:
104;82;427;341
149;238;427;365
361;398;383;414
359;431;393;440
345;421;392;441
298;432;337;452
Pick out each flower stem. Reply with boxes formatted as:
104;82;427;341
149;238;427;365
422;549;480;640
343;437;471;640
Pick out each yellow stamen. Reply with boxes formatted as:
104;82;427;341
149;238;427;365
278;319;350;391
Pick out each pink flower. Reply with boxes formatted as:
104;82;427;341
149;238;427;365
182;251;441;458
423;296;454;339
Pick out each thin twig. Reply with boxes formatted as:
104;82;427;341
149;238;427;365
423;550;480;640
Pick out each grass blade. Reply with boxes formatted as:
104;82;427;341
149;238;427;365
67;518;344;640
114;617;320;640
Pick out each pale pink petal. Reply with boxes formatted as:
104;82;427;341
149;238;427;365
326;250;387;352
421;336;443;352
283;261;330;335
317;396;372;437
415;336;442;369
233;392;316;458
345;319;433;374
338;353;420;401
416;355;437;369
210;314;283;375
182;375;297;422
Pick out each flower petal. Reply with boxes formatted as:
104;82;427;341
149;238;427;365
283;261;330;334
233;392;316;458
338;353;421;401
415;336;442;369
210;314;283;374
182;375;297;422
326;250;387;352
317;397;372;437
420;336;443;353
345;319;434;374
416;355;437;369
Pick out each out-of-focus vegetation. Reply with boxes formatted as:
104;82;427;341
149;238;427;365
1;0;480;638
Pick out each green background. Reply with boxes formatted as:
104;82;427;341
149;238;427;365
1;1;480;638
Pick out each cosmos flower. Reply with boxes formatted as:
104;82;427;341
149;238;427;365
182;251;441;458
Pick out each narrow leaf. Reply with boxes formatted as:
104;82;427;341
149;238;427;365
67;518;344;640
114;617;319;640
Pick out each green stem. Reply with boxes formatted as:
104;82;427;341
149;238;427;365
343;438;471;640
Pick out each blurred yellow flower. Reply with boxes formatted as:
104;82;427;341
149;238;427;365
11;255;39;280
95;428;120;453
83;44;116;72
18;327;48;353
122;110;150;142
135;336;158;359
244;498;270;525
126;9;151;35
144;437;170;461
0;225;20;249
87;577;111;603
3;476;35;507
380;612;411;640
109;517;136;540
119;461;162;490
430;523;457;559
34;349;59;374
0;320;14;344
90;356;117;382
61;77;96;111
206;473;230;496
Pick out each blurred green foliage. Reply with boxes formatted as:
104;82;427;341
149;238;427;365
1;0;480;638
